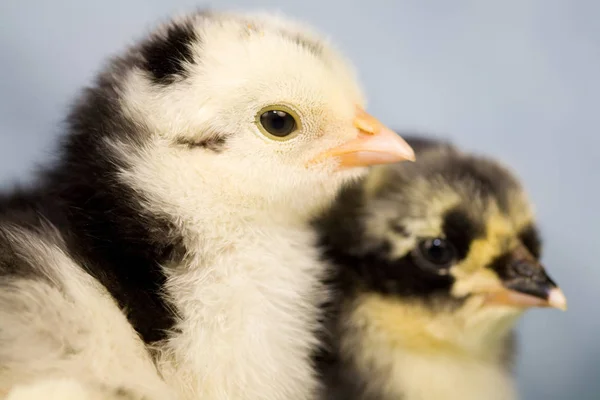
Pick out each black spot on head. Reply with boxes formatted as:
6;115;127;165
441;208;484;260
141;21;199;85
519;224;541;259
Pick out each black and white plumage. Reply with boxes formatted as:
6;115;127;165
0;10;414;400
314;135;566;400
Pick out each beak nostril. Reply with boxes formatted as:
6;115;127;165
353;106;382;135
353;119;378;135
513;261;536;278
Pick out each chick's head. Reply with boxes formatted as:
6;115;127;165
100;10;414;222
318;137;566;356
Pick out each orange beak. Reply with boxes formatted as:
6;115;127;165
309;107;415;169
484;287;567;311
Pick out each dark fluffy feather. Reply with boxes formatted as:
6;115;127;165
313;133;533;400
0;18;202;343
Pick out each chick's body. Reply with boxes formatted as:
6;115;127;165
0;10;414;400
315;136;566;400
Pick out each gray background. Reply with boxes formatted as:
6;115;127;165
0;0;598;398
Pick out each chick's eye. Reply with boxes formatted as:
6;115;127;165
258;109;298;139
414;238;456;274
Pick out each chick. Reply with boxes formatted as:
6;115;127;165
0;10;414;400
314;135;566;400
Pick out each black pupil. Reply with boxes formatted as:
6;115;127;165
422;238;454;266
260;110;296;137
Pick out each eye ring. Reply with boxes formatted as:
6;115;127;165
412;237;457;275
255;105;301;141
